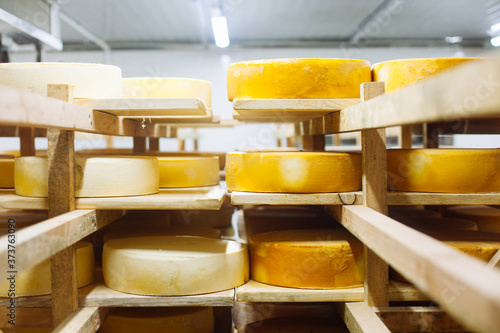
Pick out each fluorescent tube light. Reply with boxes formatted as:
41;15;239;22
211;15;230;48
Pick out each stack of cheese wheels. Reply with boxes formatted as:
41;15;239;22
0;156;14;188
99;307;214;333
0;241;94;297
240;317;349;333
0;62;122;98
226;152;362;193
103;236;248;295
388;206;441;219
15;156;159;197
227;58;371;100
372;57;480;92
387;149;500;193
122;77;212;108
158;157;219;188
446;205;500;233
249;229;364;289
395;217;478;232
392;230;500;283
103;226;221;243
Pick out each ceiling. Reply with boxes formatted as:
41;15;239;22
1;0;497;50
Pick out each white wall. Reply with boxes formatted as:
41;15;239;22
7;46;492;152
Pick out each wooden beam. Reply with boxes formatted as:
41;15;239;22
401;125;412;148
312;134;325;151
52;307;110;333
423;123;440;148
339;302;390;333
19;127;35;156
133;136;147;153
148;137;160;152
488;249;500;268
302;135;313;150
341;205;500;333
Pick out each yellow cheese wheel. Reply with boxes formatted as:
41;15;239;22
0;158;14;188
372;58;480;92
122;77;212;107
387;149;500;193
240;317;349;333
446;205;500;233
103;236;248;295
0;62;122;98
227;58;371;100
158;157;219;188
249;229;364;289
98;307;214;333
227;152;361;193
395;217;477;231
15;156;159;197
0;241;94;297
103;226;221;243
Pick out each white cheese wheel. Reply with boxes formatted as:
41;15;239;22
446;205;500;233
99;307;214;333
103;226;221;243
158;157;219;188
103;236;249;296
0;62;122;99
122;77;212;108
0;241;94;297
14;156;159;198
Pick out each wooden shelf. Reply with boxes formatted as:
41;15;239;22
236;280;429;303
0;186;226;210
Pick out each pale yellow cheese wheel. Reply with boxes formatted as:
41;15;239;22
103;226;221;243
240;317;349;333
15;156;159;197
158;157;219;188
227;58;371;100
103;236;249;295
372;57;480;92
122;77;212;107
226;152;361;193
0;241;94;297
98;307;214;333
249;229;364;289
387;149;500;193
446;205;500;233
0;158;14;188
0;62;122;98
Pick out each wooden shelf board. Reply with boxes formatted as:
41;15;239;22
0;186;225;210
236;280;429;303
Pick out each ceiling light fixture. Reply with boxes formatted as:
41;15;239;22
491;35;500;47
211;7;229;48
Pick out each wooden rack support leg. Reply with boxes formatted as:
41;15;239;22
46;84;78;326
148;137;160;152
133;136;147;153
400;125;412;148
19;127;35;156
360;82;389;307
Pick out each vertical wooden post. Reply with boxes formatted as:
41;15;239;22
360;82;389;307
46;84;78;326
286;137;296;148
401;125;412;148
178;139;186;151
19;127;36;156
133;136;147;153
312;135;325;151
302;135;313;150
423;123;439;148
149;137;160;152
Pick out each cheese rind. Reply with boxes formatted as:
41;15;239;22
227;58;371;100
0;158;14;188
226;152;361;193
249;229;364;289
158;157;219;188
99;307;214;333
15;156;159;197
103;236;249;295
387;149;500;193
446;205;500;233
0;241;94;297
122;77;212;107
372;58;480;92
0;62;122;98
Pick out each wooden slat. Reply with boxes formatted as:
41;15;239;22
149;137;160;151
387;192;500;205
133;136;147;153
488;249;500;268
374;306;467;333
19;127;35;156
401;125;412;148
230;191;362;206
340;302;390;333
341;205;500;333
53;307;110;333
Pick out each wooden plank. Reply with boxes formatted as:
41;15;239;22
235;280;429;303
0;307;51;328
53;307;110;333
19;127;35;156
401;125;412;148
340;302;390;333
341;205;500;333
374;306;467;333
230;191;363;206
312;134;325;151
487;249;500;268
0;210;123;274
387;192;500;205
133;136;147;153
51;246;78;326
423;123;440;148
360;82;389;307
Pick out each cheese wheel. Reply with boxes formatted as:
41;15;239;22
122;77;212;107
240;317;349;333
0;62;122;99
158;157;219;188
0;158;14;188
15;156;159;197
103;236;248;295
387;149;500;193
388;206;441;219
372;58;480;92
99;307;214;333
103;226;221;243
249;229;364;289
0;241;94;297
395;217;477;231
227;152;361;193
445;205;500;233
227;58;371;100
